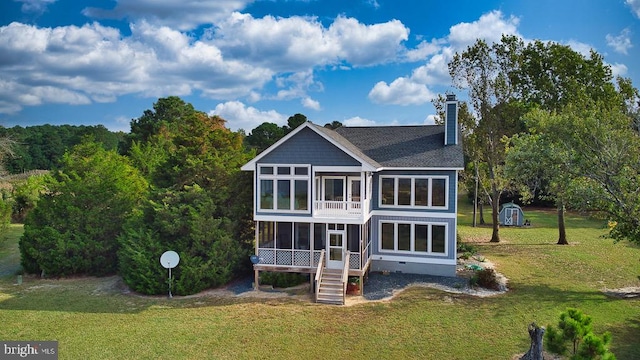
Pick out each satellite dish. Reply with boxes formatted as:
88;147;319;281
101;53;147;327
160;250;180;298
160;251;180;269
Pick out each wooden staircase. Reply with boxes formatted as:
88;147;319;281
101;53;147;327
316;268;345;305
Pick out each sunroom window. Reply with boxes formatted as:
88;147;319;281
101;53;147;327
258;165;310;212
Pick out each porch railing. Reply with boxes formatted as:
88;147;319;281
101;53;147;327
257;239;371;270
342;250;351;301
313;200;362;218
314;249;325;302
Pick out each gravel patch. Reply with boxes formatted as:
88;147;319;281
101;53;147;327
362;271;506;301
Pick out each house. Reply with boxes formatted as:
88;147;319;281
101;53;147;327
499;202;525;226
241;94;464;304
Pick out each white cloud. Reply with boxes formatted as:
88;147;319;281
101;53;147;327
301;97;321;110
564;40;594;57
0;21;273;113
15;0;57;14
343;116;377;126
209;101;287;131
610;63;628;77
606;28;633;55
211;13;409;70
404;38;443;61
424;114;438;125
367;10;521;106
368;77;434;105
327;16;409;66
112;115;132;133
82;0;250;31
626;0;640;18
447;10;520;49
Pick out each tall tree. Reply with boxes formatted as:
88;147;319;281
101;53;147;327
449;38;525;242
118;97;256;294
285;113;308;132
244;122;286;153
19;141;148;276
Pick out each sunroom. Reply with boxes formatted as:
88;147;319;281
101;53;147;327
253;220;373;276
256;164;372;220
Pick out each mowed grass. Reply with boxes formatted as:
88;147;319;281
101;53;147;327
1;201;639;360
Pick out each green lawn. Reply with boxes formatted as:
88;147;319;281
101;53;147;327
1;203;639;359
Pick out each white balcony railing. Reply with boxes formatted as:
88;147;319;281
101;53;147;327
313;200;362;218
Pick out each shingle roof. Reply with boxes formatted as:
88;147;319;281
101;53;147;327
331;125;464;168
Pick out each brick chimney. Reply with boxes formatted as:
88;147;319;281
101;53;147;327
444;94;458;146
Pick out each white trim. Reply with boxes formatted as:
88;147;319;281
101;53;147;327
372;210;457;218
379;175;449;210
378;167;464;171
313;166;362;172
241;122;378;172
373;255;456;265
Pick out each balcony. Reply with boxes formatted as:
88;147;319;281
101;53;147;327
314;200;363;218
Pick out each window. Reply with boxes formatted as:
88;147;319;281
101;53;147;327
414;179;428;206
294;223;310;250
276;222;292;249
259;221;275;248
379;221;447;255
379;176;448;209
398;178;411;205
432;179;446;207
432;225;446;253
398;223;411;251
381;223;394;250
381;178;395;205
258;165;310;212
324;178;344;201
314;224;326;250
277;180;290;210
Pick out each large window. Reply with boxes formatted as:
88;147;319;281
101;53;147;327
259;221;312;250
258;165;310;212
379;221;448;255
379;176;448;209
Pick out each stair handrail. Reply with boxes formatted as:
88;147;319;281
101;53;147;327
314;249;325;302
342;250;351;302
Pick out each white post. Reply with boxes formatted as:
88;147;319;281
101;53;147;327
168;264;172;298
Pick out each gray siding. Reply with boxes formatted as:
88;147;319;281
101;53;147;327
372;170;458;214
258;127;360;166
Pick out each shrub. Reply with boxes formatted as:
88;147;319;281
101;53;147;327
470;268;501;290
457;242;478;255
118;185;248;296
545;308;616;359
19;142;148;276
260;272;308;288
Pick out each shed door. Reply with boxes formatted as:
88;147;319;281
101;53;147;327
511;208;519;225
504;209;513;225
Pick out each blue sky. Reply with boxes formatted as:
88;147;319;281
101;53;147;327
1;0;639;133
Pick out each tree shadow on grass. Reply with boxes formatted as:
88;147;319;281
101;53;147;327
0;275;305;314
606;316;640;359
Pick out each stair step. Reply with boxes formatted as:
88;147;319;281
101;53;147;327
316;296;343;305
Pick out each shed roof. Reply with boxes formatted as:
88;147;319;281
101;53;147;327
501;202;523;210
